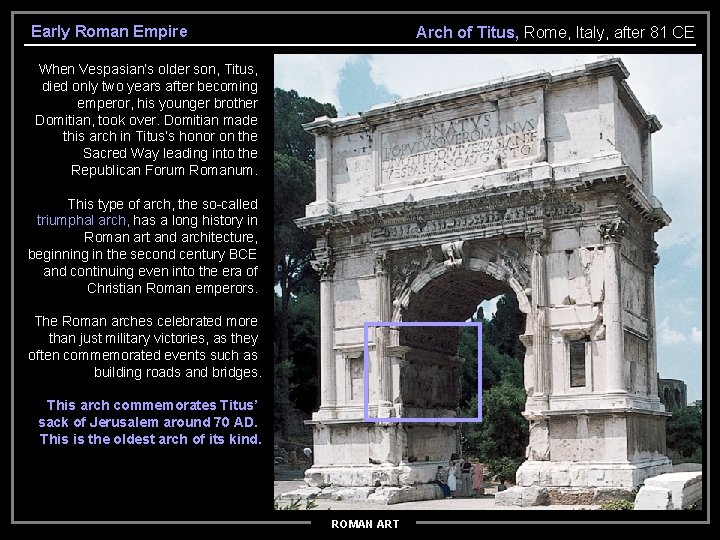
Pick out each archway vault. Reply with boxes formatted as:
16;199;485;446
391;238;532;324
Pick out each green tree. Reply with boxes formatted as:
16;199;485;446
666;406;703;461
458;297;527;470
274;89;336;439
287;291;320;413
457;326;480;406
274;88;336;163
274;153;316;438
485;293;526;361
461;381;528;481
483;344;523;390
458;326;523;405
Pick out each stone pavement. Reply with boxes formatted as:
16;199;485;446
273;467;600;511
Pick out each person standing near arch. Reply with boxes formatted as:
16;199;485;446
472;459;485;495
435;466;452;498
447;460;458;497
303;447;313;467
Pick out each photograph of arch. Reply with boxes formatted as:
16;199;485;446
273;54;703;508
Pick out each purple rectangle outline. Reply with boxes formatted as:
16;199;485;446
363;321;482;423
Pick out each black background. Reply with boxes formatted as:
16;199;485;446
12;11;708;529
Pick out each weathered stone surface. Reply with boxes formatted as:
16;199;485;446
634;485;673;510
673;463;701;473
298;57;671;502
397;463;437;485
592;487;635;503
367;484;443;504
303;470;327;488
517;459;672;490
495;486;549;507
304;463;439;490
331;487;376;502
528;420;550;461
314;486;341;499
371;468;399;486
278;487;322;500
636;471;702;510
659;378;687;410
547;488;595;505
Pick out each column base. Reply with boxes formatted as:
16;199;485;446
516;458;673;491
307;419;456;468
377;401;395;418
494;484;650;506
278;463;449;504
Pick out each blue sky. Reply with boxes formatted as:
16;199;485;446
275;54;703;402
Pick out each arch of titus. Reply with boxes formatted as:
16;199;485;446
295;58;672;504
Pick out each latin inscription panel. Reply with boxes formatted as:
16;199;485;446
378;89;545;187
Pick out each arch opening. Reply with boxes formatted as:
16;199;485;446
395;267;521;462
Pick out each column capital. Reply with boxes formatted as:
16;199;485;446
525;229;548;253
374;250;388;274
311;246;335;279
598;219;627;243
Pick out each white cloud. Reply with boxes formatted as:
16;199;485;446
691;327;703;344
657;317;686;345
367;54;599;102
673;297;699;317
652;112;703;251
618;55;702;125
273;54;358;109
682;247;703;268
